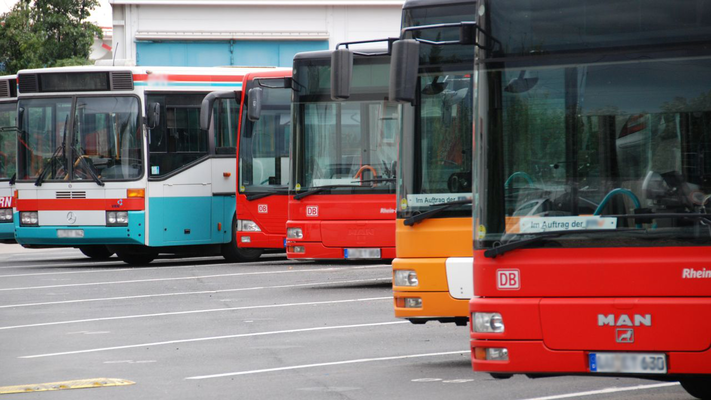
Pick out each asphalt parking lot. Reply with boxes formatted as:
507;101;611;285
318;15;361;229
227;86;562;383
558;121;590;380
0;245;696;399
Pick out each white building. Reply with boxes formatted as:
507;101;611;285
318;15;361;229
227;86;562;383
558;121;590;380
109;0;405;67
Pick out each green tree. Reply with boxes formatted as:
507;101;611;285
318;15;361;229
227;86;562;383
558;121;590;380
0;0;101;75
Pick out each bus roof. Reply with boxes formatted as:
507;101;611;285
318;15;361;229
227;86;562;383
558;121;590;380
293;48;389;61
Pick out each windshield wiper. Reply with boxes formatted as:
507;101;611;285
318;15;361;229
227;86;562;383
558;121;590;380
403;199;471;226
293;184;363;200
606;213;711;225
351;178;396;184
35;145;64;186
73;148;105;187
35;116;69;187
245;187;288;201
484;228;638;258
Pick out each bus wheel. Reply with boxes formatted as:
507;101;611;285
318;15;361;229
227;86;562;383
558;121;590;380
680;376;711;399
79;245;114;260
221;218;262;263
115;250;157;265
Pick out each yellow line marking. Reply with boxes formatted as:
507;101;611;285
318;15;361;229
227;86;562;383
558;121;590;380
0;378;134;394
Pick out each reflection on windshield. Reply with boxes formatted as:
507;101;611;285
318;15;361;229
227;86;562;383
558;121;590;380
73;97;142;181
298;101;399;191
18;96;142;182
18;98;71;181
477;56;711;246
402;72;473;211
0;102;17;180
239;87;291;193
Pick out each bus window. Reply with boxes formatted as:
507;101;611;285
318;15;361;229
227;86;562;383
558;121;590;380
148;93;208;177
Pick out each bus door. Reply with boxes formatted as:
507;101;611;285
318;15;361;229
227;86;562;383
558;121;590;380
147;93;214;245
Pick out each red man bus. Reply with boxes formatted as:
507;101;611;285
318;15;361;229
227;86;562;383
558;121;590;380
463;1;711;397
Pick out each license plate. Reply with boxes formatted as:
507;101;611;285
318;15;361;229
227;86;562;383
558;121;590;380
589;352;667;374
57;229;85;238
344;248;381;259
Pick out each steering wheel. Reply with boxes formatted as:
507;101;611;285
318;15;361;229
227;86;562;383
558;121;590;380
353;165;377;186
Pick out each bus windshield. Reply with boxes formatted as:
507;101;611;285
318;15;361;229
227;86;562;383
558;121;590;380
398;2;476;219
0;102;16;180
18;96;142;182
292;55;399;195
475;55;711;249
239;85;291;194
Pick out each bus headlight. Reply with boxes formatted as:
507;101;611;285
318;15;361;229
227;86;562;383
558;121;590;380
20;211;38;226
106;211;128;226
472;312;505;333
474;347;509;361
287;227;303;239
394;270;418;286
0;209;13;222
238;220;261;232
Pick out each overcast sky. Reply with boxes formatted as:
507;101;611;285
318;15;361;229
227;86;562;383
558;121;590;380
0;0;112;26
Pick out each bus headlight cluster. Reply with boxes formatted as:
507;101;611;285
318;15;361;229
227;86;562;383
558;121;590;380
238;220;261;232
20;211;38;226
287;227;303;239
394;270;418;286
474;347;509;361
0;209;12;222
472;312;505;333
106;211;128;226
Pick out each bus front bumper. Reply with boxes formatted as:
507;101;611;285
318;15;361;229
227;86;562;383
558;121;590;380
286;240;395;260
237;231;285;250
0;220;15;243
471;339;711;375
392;257;470;323
14;211;145;246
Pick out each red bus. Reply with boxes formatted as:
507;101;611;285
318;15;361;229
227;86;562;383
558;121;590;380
201;69;292;260
286;50;399;260
462;1;711;397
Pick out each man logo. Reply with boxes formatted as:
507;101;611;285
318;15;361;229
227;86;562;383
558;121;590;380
616;328;634;343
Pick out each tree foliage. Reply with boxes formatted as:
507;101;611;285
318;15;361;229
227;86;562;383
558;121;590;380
0;0;102;75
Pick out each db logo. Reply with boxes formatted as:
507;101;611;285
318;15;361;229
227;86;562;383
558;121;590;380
306;206;318;217
258;204;268;214
497;269;520;290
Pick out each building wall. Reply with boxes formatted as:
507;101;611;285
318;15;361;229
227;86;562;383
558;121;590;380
110;2;404;67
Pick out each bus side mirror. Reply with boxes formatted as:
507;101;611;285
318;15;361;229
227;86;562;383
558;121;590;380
200;91;238;130
330;48;353;100
389;39;420;104
247;87;263;122
146;102;160;129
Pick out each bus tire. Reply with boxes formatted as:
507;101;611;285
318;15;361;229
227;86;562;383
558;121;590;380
680;376;711;399
79;245;114;260
222;217;262;263
116;250;157;265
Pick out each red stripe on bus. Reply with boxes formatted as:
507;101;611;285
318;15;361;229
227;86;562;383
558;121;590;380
132;74;245;82
16;198;145;212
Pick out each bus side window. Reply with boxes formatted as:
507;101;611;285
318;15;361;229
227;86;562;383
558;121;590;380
148;94;209;178
214;98;238;154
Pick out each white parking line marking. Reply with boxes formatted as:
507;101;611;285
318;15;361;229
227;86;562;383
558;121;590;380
0;255;299;277
519;382;681;400
20;321;408;359
0;277;390;309
185;351;469;380
0;265;389;292
1;297;391;331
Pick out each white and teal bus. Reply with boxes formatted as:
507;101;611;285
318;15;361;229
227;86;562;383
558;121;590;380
14;66;274;263
0;75;17;243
